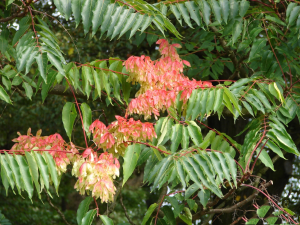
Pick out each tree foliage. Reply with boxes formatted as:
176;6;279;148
1;0;300;224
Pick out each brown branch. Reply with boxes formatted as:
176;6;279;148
0;0;33;23
45;191;72;225
210;26;248;78
120;194;136;225
203;180;273;215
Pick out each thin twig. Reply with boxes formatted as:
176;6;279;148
45;191;72;225
120;194;136;225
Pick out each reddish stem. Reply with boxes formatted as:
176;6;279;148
242;183;298;224
65;78;88;148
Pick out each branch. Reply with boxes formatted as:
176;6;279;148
45;191;72;225
210;26;248;78
203;180;273;214
0;0;33;23
120;194;136;225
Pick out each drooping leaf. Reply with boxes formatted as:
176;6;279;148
82;210;97;225
62;102;77;141
77;196;93;225
141;203;157;225
80;103;92;139
122;144;141;185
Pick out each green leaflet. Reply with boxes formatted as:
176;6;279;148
92;0;110;36
14;154;34;200
198;189;210;208
213;88;224;112
4;153;22;195
122;144;141;186
0;154;16;194
185;1;202;26
62;102;77;141
0;85;11;104
82;210;97;225
141;203;158;225
219;0;229;24
256;149;275;171
248;38;267;61
81;0;95;35
80;103;92;140
33;151;50;191
187;121;203;146
177;3;193;28
24;151;41;199
77;196;93;225
170;124;183;152
43;152;59;195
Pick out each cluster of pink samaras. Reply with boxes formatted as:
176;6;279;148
89;115;156;156
73;150;120;203
11;128;77;175
125;39;212;119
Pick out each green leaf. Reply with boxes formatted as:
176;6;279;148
232;19;243;45
196;0;211;27
283;208;295;216
72;0;82;27
187;121;203;146
109;73;121;102
175;160;186;189
1;162;10;195
93;70;102;99
198;189;210;208
91;0;109;36
269;82;284;103
185;1;202;26
239;0;250;17
122;144;141;186
265;15;286;26
246;218;259;225
210;0;222;24
288;6;300;26
0;154;15;194
62;102;77;141
122;75;131;104
35;53;48;83
12;24;30;46
257;149;274;171
177;3;193;28
82;210;97;225
41;70;56;102
4;152;22;195
141;203;157;225
224;87;241;115
24;152;41;199
156;117;170;146
266;140;286;159
185;183;199;200
170;124;183;152
249;39;266;61
47;52;65;76
257;205;270;218
33;151;50;191
0;84;11;104
219;0;229;23
22;82;33;100
81;0;95;35
77;196;93;225
161;206;175;225
80;103;92;139
43;152;59;195
213;88;224;112
82;66;93;98
181;126;190;149
99;70;111;102
14;155;34;200
265;217;278;225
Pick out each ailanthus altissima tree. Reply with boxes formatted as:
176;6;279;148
1;0;300;224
